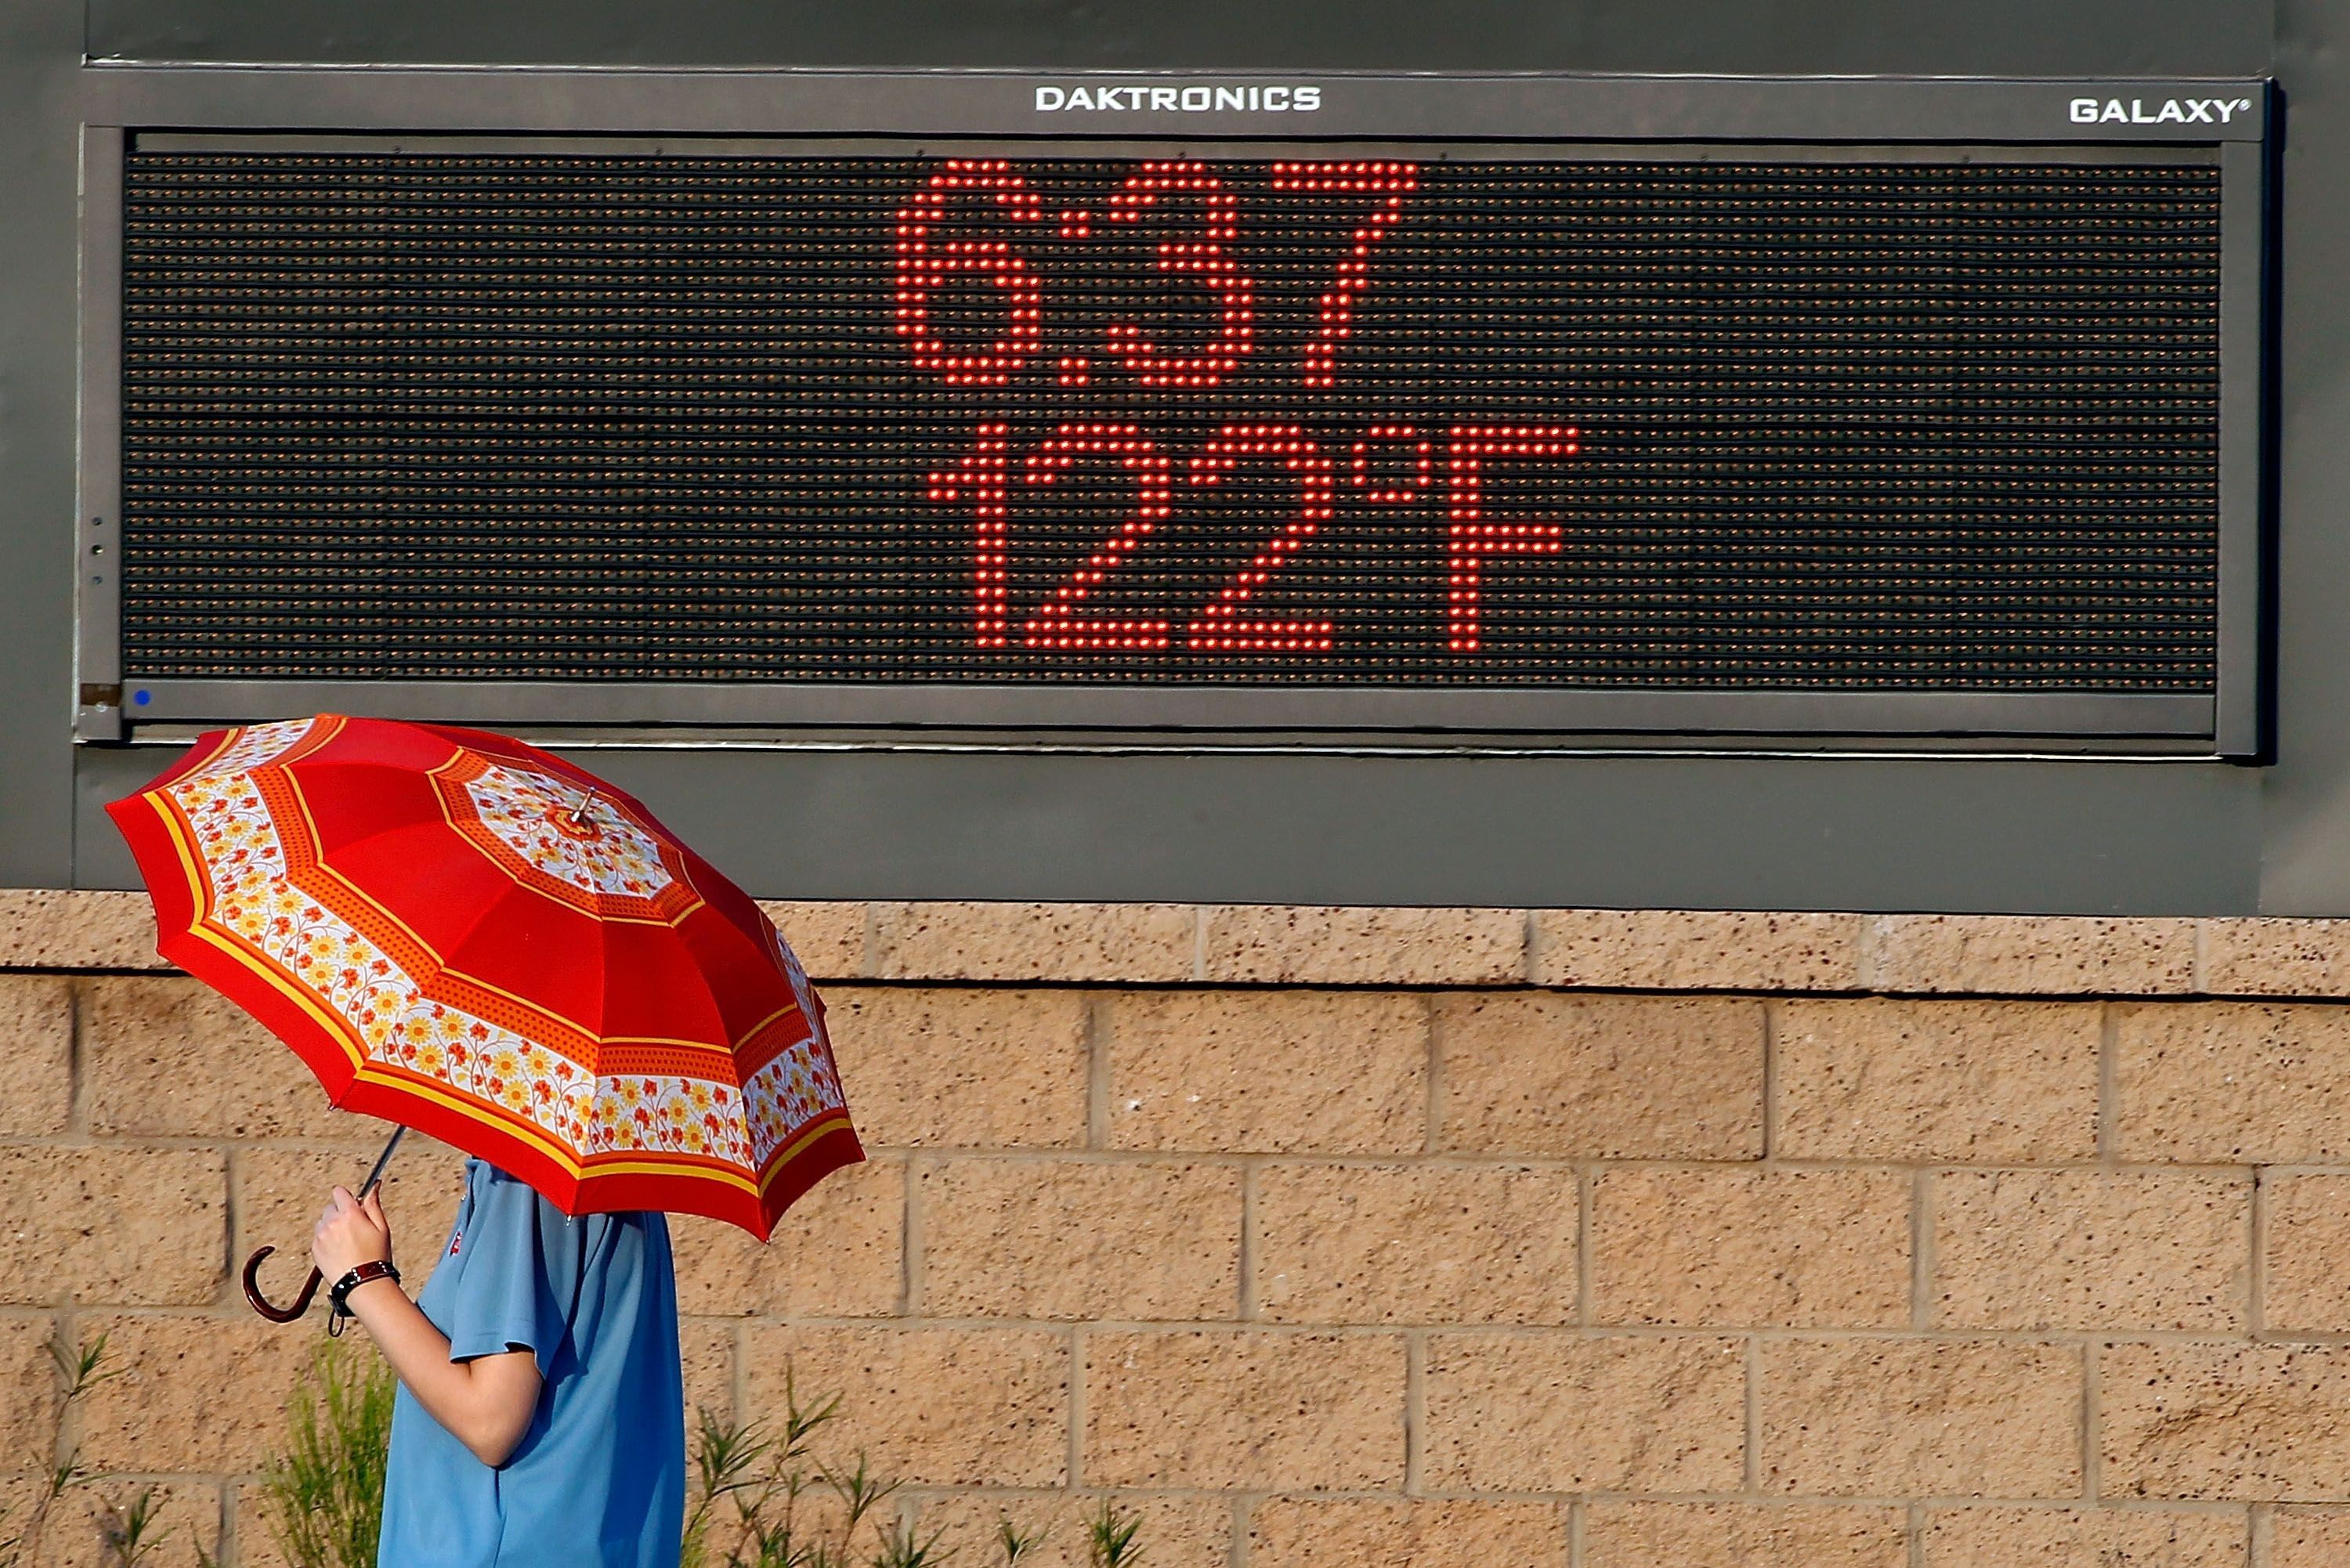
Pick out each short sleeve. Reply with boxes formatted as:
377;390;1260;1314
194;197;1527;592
439;1168;582;1377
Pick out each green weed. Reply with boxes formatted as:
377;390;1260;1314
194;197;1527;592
258;1339;396;1568
682;1364;1147;1568
1;1330;135;1568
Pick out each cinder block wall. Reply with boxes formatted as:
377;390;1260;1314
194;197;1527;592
12;891;2350;1566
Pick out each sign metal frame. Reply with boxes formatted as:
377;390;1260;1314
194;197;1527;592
71;68;2274;753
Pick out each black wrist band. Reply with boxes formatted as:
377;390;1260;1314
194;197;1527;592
328;1259;401;1317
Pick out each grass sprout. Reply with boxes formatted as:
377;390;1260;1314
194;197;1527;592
2;1331;124;1568
259;1339;396;1568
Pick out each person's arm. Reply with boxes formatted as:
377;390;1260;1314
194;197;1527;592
313;1185;544;1468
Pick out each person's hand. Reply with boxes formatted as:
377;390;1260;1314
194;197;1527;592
312;1186;393;1281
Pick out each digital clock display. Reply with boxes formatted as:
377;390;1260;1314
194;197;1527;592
118;148;2224;702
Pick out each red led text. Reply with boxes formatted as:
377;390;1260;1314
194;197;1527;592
1446;425;1581;652
893;157;1420;392
933;421;1581;655
892;162;1048;386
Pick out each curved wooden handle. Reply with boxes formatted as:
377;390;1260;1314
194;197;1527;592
241;1245;322;1324
243;1125;406;1326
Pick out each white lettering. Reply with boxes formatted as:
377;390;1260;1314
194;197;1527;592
1025;78;1329;114
2070;97;2099;123
2101;99;2128;122
2157;99;2186;123
2218;96;2251;122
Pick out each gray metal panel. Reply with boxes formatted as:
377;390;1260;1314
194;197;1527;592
2244;0;2350;916
15;0;2306;914
128;129;2226;166
70;736;2265;913
0;3;84;887
78;66;2272;143
2214;129;2272;759
72;126;122;745
118;680;2219;744
82;0;2280;81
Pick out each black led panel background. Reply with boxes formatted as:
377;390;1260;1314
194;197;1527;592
117;150;2222;689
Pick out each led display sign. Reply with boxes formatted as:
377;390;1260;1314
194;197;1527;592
73;73;2272;748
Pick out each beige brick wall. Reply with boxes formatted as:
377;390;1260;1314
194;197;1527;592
13;893;2350;1565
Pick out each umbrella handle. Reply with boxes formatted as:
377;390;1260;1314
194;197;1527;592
242;1246;321;1323
240;1125;407;1324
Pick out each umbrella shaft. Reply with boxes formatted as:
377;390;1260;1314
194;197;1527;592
358;1125;406;1198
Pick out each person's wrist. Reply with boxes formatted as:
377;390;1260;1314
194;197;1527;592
344;1273;403;1312
328;1258;403;1315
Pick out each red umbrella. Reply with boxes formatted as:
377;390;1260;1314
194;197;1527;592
107;714;863;1290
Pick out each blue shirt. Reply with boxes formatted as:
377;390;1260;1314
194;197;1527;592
378;1158;685;1568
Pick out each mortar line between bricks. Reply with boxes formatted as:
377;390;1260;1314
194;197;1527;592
65;978;88;1136
1227;1493;1250;1568
95;966;2317;1003
75;969;2350;1008
52;1306;78;1494
45;1306;2322;1342
2249;1502;2269;1568
729;1321;747;1429
1015;1150;2286;1174
1404;1331;1424;1495
0;1473;2281;1511
1742;1335;1761;1494
1238;1162;1260;1322
903;1154;928;1317
25;1469;237;1487
889;1480;915;1545
1417;1492;2260;1510
2082;1339;2102;1504
1566;1497;1583;1568
1067;1324;1086;1491
1577;1165;1594;1330
2099;1003;2120;1161
2249;1167;2269;1339
219;1476;241;1568
1422;993;1443;1154
1907;1501;1925;1568
9;1135;2298;1175
1086;994;1112;1152
1912;1169;1934;1331
222;1144;242;1317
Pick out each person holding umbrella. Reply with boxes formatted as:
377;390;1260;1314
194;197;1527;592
313;1154;684;1566
107;714;865;1568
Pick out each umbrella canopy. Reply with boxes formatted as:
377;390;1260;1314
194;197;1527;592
106;713;862;1240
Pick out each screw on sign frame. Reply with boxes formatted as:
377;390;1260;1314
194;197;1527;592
898;156;1583;659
